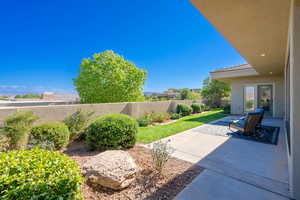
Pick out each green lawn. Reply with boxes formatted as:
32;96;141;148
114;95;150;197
137;110;227;143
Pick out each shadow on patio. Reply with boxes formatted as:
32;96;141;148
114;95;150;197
146;116;290;200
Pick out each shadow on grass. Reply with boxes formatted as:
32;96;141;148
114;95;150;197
183;112;227;124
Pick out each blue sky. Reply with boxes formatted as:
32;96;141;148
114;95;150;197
0;0;246;95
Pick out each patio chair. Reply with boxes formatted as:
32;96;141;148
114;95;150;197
229;111;263;136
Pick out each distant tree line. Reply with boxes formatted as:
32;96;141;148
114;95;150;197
15;94;41;99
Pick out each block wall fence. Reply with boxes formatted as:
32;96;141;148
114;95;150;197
0;100;202;125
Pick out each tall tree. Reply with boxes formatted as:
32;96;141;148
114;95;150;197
201;77;230;107
179;88;190;100
74;50;147;103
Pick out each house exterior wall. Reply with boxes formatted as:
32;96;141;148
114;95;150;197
288;1;300;198
230;75;285;118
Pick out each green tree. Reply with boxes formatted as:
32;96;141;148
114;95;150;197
179;88;190;100
74;50;147;103
187;91;201;100
201;77;230;107
180;88;201;100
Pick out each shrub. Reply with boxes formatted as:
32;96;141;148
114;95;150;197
64;109;94;142
137;117;151;127
222;104;231;114
0;129;9;152
191;103;202;113
170;112;182;120
31;122;70;149
151;112;171;123
0;148;83;199
176;104;192;116
3;111;39;150
144;112;171;123
86;114;138;150
203;105;211;111
151;140;175;173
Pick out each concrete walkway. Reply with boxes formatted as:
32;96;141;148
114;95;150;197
148;116;290;200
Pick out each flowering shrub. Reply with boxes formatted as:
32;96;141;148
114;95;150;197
151;140;175;173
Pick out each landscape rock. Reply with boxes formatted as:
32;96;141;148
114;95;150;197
83;150;138;190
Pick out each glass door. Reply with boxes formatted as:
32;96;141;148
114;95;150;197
244;86;255;113
257;85;273;116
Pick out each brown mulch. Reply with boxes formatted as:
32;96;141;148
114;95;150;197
64;142;204;200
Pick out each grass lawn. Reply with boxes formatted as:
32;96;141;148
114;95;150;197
137;110;227;143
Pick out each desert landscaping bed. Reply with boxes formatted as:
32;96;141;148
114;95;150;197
65;143;203;200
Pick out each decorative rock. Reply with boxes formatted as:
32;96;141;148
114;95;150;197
83;150;138;190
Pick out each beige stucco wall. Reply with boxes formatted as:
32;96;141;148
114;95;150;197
0;100;201;125
230;75;285;118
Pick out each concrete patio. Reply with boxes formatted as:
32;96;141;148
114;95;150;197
148;116;290;200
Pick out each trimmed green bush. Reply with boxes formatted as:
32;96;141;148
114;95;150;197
0;148;83;199
86;114;138;150
170;112;182;120
31;122;70;149
3;111;39;150
191;103;202;113
176;104;192;116
137;117;151;127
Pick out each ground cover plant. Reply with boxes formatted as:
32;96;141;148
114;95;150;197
137;110;226;143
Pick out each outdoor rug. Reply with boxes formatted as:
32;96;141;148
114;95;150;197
203;121;280;145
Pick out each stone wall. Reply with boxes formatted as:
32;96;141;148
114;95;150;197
0;100;202;125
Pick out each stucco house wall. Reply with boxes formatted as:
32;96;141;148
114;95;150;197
230;75;285;118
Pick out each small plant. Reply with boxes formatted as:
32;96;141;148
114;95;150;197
176;104;192;116
203;105;210;111
144;112;171;123
222;104;231;114
86;113;138;150
0;129;9;152
0;148;83;199
151;140;175;173
137;117;151;127
31;122;70;149
28;137;56;151
191;103;202;113
64;109;94;142
151;112;171;123
3;111;39;150
170;112;182;120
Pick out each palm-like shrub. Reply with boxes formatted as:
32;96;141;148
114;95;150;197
0;148;83;199
31;122;70;149
3;111;39;150
64;109;94;141
86;114;138;150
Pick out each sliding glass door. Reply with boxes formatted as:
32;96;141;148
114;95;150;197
257;85;273;116
244;86;255;112
243;84;274;116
